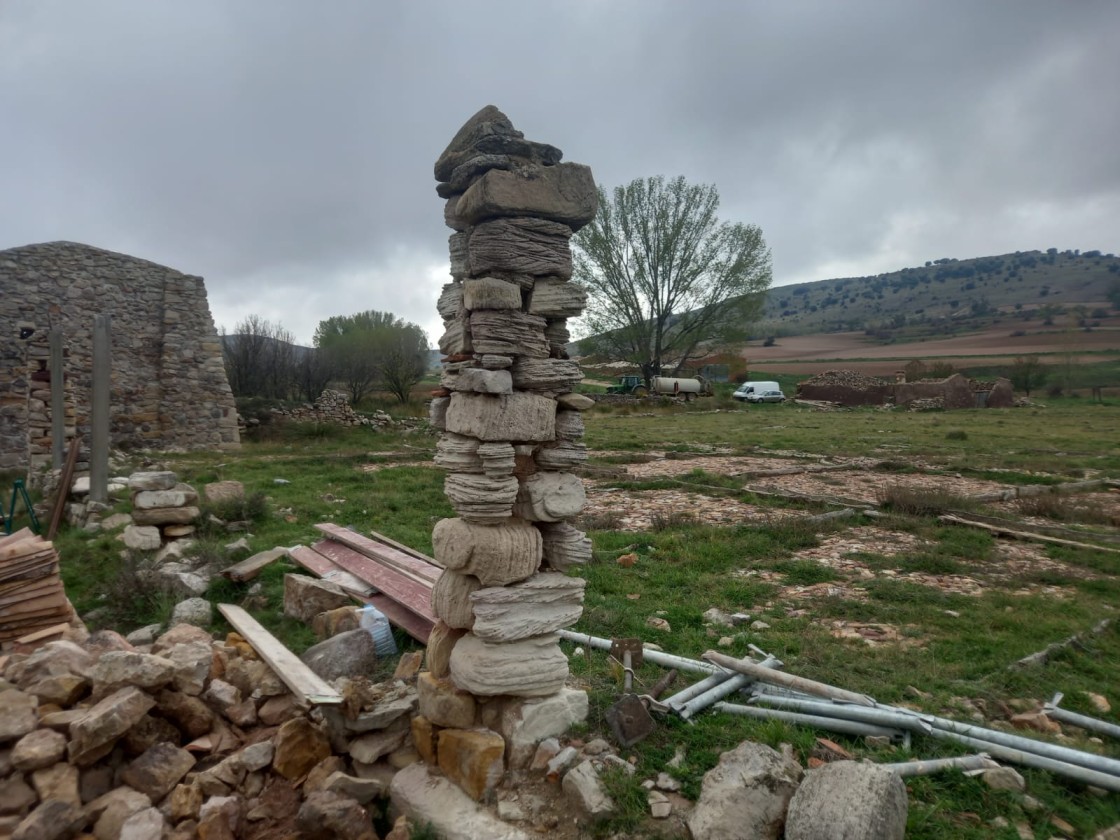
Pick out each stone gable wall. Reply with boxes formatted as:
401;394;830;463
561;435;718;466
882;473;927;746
0;241;239;471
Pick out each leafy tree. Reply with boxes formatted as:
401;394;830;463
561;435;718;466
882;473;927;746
573;175;772;383
313;310;429;404
1009;355;1048;396
221;315;298;399
294;347;333;403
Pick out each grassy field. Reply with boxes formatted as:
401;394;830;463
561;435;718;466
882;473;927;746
32;398;1120;838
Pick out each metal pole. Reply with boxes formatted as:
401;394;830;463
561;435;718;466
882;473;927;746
1044;700;1120;741
678;656;782;720
750;693;1120;778
704;650;876;706
559;630;722;676
715;702;903;740
884;755;998;778
89;315;110;505
49;329;65;470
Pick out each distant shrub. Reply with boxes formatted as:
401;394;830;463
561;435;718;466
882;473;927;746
945;430;968;441
877;485;973;516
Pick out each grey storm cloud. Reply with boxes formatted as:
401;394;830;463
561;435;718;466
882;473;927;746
2;0;1118;344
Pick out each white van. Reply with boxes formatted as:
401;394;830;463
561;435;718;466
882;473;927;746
732;381;780;402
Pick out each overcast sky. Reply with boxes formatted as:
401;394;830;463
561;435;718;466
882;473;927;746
3;1;1118;346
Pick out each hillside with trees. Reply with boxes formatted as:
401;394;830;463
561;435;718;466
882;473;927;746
754;249;1120;341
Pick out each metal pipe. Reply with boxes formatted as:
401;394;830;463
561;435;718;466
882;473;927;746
1044;704;1120;741
559;630;722;675
704;650;876;706
677;655;782;720
715;703;903;740
750;693;1120;779
925;730;1120;793
663;671;734;709
884;755;998;778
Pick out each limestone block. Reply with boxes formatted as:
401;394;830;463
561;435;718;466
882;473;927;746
434;105;523;182
469;310;549;358
538;521;590;574
514;472;586;522
528;278;587;318
128;471;177;492
156;689;216;739
432;518;542;586
437;282;465;319
438;314;472;356
479;354;513;369
300;628;380;682
468;217;573;279
556;392;595;411
411;716;440;764
283;574;353;623
449;232;470;279
510;358;582;393
166;640;213;695
448;153;513;191
445;392;556;443
431;570;481;630
784;761;907;840
438;729;506;804
133;484;199;509
11;729;66;772
417;672;476;729
90;787;153;839
453;368;512;395
534;439;589;471
444;473;518;523
425;621;466;679
429;397;450;431
470;574;586;642
389;763;533;840
545;318;571;355
555;409;585;440
296;791;377;840
203;480;244;504
91;651;176;696
456;163;598;231
272;718;331;780
130;505;199;526
449;633;568;697
444;195;468;231
120;742;196;801
562;759;615;821
499;688;589;769
462;277;522;311
686;741;803;840
11;801;85;840
68;686;156;765
434;433;483;473
122;524;161;551
477;442;515;477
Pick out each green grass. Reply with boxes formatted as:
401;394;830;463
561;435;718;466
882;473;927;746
42;400;1120;838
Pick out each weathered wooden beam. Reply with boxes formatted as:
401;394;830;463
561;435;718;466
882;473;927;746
939;514;1120;555
314;523;440;583
220;547;290;583
216;604;342;706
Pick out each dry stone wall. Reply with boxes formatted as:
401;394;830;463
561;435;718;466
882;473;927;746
0;242;239;471
419;106;597;796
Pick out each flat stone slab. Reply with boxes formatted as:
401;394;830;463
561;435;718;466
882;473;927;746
389;762;531;840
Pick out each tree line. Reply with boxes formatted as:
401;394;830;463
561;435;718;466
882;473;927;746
222;310;430;405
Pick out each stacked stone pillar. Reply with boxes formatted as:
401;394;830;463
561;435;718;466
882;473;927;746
416;106;597;798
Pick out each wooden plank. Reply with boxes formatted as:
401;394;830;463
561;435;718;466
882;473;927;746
362;593;433;644
216;604;342;706
0;528;35;549
12;622;71;645
47;440;80;541
290;545;374;596
220;547;289;583
312;540;437;622
0;536;44;563
366;528;439;567
315;524;440;583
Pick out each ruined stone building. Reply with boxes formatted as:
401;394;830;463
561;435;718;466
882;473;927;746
0;242;240;472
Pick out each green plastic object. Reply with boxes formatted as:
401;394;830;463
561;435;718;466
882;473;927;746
2;479;41;535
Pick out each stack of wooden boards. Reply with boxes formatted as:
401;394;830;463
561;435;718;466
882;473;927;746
0;527;74;644
291;523;438;643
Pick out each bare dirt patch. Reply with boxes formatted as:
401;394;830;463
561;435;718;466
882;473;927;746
748;470;1014;505
581;486;799;531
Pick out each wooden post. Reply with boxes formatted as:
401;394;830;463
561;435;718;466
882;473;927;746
49;330;65;470
89;315;111;505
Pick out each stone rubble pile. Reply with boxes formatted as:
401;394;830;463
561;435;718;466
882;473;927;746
0;622;432;839
120;471;201;552
269;390;395;429
421;105;597;797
